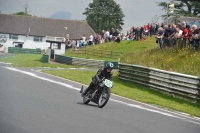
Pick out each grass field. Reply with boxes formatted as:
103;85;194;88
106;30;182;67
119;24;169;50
0;37;200;116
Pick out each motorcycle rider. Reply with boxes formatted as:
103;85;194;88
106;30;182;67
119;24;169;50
81;62;114;97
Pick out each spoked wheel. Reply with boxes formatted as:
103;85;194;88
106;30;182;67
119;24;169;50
83;96;90;104
97;89;110;108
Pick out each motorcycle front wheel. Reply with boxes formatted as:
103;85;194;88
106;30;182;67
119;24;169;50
97;88;111;108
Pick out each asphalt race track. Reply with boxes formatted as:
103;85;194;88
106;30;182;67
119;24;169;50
0;54;200;133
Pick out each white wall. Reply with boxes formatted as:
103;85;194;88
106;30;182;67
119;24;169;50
0;33;51;53
54;44;65;55
0;33;66;55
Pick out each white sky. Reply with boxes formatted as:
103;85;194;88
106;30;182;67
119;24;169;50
0;0;167;33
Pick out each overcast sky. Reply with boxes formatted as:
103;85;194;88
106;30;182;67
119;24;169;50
0;0;167;33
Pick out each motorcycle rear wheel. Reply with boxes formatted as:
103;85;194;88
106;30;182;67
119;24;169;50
97;89;110;108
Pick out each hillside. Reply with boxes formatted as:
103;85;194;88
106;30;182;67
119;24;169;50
65;37;200;76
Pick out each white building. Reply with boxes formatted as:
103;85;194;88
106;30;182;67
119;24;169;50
0;14;95;54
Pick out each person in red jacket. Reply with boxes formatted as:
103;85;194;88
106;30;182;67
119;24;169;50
182;21;189;48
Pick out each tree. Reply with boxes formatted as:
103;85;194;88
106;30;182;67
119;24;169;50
13;11;31;16
157;0;200;19
23;2;31;15
83;0;125;33
13;3;31;16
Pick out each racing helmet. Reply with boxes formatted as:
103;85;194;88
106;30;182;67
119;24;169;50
106;62;114;70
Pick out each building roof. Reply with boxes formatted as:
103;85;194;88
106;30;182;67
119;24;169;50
0;14;95;39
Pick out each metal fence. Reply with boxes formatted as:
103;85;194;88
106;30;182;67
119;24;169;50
72;48;123;59
8;47;41;54
41;54;49;63
55;54;118;69
118;63;200;103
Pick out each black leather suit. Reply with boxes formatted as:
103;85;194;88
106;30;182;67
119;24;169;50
84;66;113;94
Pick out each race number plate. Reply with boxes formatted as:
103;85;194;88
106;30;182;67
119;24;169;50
104;79;113;88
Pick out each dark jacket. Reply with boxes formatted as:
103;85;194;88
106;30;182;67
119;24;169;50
164;28;173;38
92;67;113;82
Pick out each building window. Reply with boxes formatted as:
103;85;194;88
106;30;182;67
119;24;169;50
9;34;18;40
52;43;61;49
34;36;43;42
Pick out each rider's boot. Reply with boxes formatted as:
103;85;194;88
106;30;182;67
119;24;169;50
81;87;89;97
81;83;95;97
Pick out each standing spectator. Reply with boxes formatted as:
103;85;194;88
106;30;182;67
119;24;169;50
110;28;114;41
135;27;140;41
144;25;148;36
176;23;183;31
168;23;177;47
82;35;86;42
155;27;164;50
140;26;144;40
94;33;98;44
147;23;151;36
152;23;156;35
155;23;159;34
125;31;130;40
150;23;154;37
174;27;183;38
105;30;110;43
191;24;199;50
181;21;189;48
71;39;76;51
89;33;93;46
97;33;101;44
79;38;83;48
163;25;172;49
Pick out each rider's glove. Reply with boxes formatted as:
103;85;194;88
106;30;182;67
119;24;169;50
97;79;101;83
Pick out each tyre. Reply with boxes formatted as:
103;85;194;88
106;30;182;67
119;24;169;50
97;88;110;108
83;97;90;104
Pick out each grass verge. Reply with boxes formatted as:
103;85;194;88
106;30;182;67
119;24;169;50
0;54;78;68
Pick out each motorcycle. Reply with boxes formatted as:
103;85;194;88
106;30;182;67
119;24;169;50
80;77;113;108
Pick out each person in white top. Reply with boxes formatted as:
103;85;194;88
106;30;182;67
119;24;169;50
175;27;183;38
89;34;93;45
105;30;110;43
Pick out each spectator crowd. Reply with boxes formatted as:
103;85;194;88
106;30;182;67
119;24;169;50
155;20;200;51
63;20;200;51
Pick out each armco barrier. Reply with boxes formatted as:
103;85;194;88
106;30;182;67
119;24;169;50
72;48;123;59
55;54;118;69
118;63;200;103
8;47;41;54
41;54;49;63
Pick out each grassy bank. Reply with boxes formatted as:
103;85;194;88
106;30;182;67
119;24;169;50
65;37;200;76
65;37;157;61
